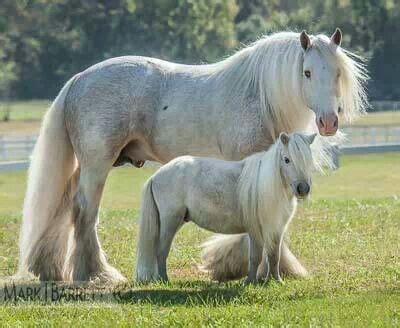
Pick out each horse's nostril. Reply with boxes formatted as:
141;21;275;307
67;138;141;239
319;117;325;127
334;117;338;128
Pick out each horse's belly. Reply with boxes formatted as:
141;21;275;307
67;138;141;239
151;111;223;162
189;211;245;235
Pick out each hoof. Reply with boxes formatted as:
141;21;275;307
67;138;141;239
242;277;257;285
134;160;145;168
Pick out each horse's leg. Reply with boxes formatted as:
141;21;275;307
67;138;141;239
156;211;184;282
243;235;262;284
29;169;79;281
68;164;125;283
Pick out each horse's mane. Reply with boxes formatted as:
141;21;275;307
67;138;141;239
238;133;314;243
209;32;368;137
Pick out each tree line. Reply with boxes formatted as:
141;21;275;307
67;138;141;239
0;0;398;101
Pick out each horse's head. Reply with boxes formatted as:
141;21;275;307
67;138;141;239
300;29;345;136
278;132;316;199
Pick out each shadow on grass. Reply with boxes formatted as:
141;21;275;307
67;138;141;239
114;285;243;305
2;277;398;306
0;280;245;306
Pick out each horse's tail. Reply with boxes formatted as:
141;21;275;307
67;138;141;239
198;234;249;281
136;179;160;283
199;234;308;281
17;75;78;279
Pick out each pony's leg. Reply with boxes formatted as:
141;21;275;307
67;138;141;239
68;165;125;283
256;246;270;283
269;236;283;283
157;213;184;282
243;235;262;284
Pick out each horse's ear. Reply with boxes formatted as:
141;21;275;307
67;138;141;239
279;132;290;145
307;133;317;144
300;31;311;51
331;28;342;47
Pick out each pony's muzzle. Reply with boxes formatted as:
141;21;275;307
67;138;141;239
295;182;310;198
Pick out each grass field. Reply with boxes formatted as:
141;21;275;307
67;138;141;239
0;101;399;136
0;153;399;326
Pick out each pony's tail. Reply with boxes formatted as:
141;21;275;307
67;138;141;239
199;234;308;281
16;76;78;280
198;234;249;282
279;242;308;278
136;179;160;283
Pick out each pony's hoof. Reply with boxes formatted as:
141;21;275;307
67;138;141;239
134;160;145;168
242;277;257;285
272;273;284;284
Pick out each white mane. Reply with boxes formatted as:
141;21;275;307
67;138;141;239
238;133;315;244
209;32;369;137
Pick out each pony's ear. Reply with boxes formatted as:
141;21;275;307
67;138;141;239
331;28;342;47
279;132;290;145
300;31;311;51
307;133;317;144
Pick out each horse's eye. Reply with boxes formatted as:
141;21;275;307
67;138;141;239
304;70;311;78
284;157;290;164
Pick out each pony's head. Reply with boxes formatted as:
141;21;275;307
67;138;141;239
278;132;316;199
300;28;368;136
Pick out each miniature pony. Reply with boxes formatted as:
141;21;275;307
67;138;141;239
136;132;316;283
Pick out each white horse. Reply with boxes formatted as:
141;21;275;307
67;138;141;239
17;28;368;282
136;132;316;283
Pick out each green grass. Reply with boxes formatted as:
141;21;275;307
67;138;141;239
0;101;50;136
0;100;50;121
0;153;399;326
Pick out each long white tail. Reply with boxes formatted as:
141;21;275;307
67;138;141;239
17;76;78;279
136;179;160;282
199;234;308;281
199;234;249;282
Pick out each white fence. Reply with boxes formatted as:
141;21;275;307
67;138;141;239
0;136;36;162
341;125;400;145
1;126;400;171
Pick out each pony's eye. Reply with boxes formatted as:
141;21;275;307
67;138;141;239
304;70;311;78
284;157;290;164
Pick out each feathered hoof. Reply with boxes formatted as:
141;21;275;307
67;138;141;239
72;266;127;287
10;269;37;283
95;268;127;285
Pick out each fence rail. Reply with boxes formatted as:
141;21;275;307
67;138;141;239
1;126;400;171
0;136;36;162
341;125;400;145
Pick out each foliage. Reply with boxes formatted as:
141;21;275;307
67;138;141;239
0;0;398;100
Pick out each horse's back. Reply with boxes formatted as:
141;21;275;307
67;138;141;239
63;57;171;156
67;56;167;110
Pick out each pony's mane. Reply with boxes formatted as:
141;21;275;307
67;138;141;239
209;31;369;137
238;133;314;241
